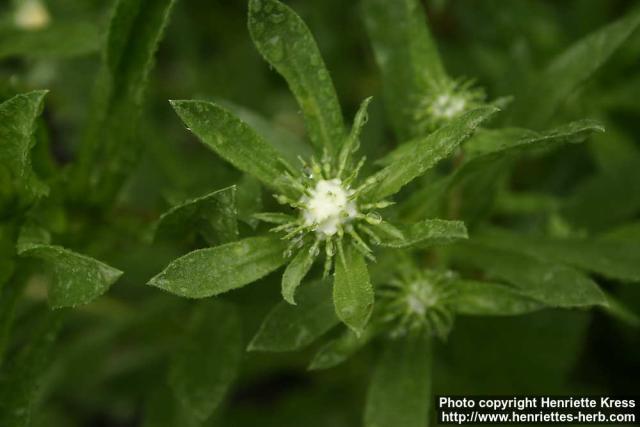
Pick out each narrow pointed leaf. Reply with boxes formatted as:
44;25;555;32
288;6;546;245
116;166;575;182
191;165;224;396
171;100;293;193
248;0;345;154
377;219;467;248
0;90;48;209
148;236;286;298
154;186;238;245
363;0;447;140
455;242;608;308
463;119;605;162
449;280;544;316
218;99;313;164
365;333;432;427
309;327;372;371
333;246;374;335
71;0;177;205
0;311;63;427
363;106;498;202
169;300;242;421
475;228;640;283
281;245;316;304
513;6;640;127
18;244;122;309
249;279;338;352
253;212;295;225
338;97;372;175
398;120;604;223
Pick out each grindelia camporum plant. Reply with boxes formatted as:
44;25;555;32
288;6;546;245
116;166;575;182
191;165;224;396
149;0;495;334
3;0;640;425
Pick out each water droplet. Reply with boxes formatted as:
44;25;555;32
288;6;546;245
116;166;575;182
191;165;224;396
267;36;284;62
270;13;285;24
365;212;382;225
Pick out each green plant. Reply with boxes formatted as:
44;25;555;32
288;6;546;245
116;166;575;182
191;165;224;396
1;0;639;426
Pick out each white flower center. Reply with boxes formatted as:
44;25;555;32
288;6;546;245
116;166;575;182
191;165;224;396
432;94;466;119
301;179;357;237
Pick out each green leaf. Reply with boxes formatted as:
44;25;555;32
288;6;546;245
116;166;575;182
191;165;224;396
18;244;123;309
308;327;372;370
455;242;608;308
333;245;374;335
463;119;605;161
148;236;286;298
248;0;346;154
364;333;432;427
169;300;242;421
602;293;640;327
398;119;604;223
171;100;293;194
563;157;640;231
249;279;338;352
0;310;63;427
337;97;372;176
0;23;100;59
475;228;640;283
0;91;48;210
363;106;498;202
143;385;201;427
154;186;238;246
449;280;544;316
236;175;264;228
281;245;317;304
363;0;447;140
71;0;177;205
512;6;640;128
218;99;313;165
377;219;467;248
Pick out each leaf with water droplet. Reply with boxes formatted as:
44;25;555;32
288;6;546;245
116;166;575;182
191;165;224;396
18;244;122;309
171;100;295;196
453;241;608;308
448;280;544;316
363;106;499;202
333;245;373;335
281;244;318;304
248;0;346;155
375;219;467;248
0;91;49;215
154;185;238;246
148;236;287;298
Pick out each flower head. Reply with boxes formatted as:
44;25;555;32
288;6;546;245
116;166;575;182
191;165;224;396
14;0;50;30
414;78;485;132
377;268;457;339
265;142;396;277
